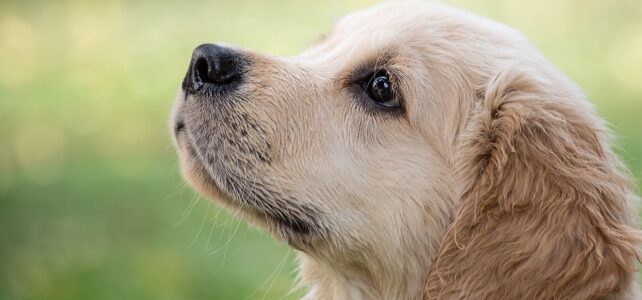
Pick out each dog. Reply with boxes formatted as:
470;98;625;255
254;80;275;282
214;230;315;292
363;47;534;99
170;1;641;299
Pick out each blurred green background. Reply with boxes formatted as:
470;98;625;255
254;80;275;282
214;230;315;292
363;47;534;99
0;0;640;299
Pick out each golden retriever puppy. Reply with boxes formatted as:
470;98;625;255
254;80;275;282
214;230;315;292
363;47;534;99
170;1;641;299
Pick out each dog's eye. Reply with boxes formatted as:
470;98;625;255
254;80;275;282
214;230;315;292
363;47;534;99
363;72;399;108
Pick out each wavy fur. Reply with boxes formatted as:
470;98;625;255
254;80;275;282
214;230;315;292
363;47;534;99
171;2;641;299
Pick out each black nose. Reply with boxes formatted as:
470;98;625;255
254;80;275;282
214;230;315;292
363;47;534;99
183;44;245;93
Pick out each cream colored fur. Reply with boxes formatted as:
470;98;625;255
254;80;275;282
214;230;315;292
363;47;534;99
171;1;641;299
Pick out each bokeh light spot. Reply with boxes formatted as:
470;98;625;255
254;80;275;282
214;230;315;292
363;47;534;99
608;27;642;96
14;121;67;185
0;14;40;88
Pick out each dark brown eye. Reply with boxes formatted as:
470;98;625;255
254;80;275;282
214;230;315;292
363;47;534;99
363;72;399;108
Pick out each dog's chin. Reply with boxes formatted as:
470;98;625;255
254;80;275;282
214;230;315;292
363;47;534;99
176;140;317;249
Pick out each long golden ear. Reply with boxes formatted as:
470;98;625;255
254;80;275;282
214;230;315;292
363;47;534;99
424;66;641;299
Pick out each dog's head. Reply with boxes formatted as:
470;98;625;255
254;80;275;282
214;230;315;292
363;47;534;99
171;2;478;251
171;1;640;298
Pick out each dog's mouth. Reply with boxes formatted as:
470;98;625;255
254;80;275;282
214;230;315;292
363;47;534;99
173;121;320;244
171;42;324;247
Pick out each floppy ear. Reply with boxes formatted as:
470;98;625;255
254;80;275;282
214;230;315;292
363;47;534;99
423;65;641;299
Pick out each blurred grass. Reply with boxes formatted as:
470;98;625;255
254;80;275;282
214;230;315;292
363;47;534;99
0;0;640;299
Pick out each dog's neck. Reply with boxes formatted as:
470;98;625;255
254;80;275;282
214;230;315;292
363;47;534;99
296;208;449;300
297;247;432;300
294;167;457;299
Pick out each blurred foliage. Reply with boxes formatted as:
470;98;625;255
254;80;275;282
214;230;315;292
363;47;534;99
0;0;641;299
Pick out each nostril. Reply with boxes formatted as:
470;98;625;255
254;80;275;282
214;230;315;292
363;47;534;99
185;43;245;93
208;56;239;84
192;57;209;89
192;54;238;87
197;56;239;85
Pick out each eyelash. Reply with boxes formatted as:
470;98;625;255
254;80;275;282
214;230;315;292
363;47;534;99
345;72;404;116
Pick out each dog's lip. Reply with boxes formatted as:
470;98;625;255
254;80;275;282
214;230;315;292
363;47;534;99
179;133;316;238
173;120;186;138
175;120;185;133
269;213;313;235
181;135;229;197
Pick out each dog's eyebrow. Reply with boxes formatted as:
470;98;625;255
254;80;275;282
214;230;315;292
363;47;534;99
338;53;394;87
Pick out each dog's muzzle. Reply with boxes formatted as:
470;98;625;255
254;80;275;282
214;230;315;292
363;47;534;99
174;43;249;137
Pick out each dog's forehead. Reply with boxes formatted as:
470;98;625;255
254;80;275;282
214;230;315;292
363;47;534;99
335;1;433;32
298;1;454;65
